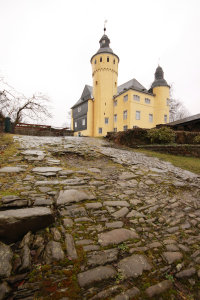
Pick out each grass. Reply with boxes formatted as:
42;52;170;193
0;134;18;167
133;148;200;175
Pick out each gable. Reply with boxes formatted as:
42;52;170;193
71;85;93;109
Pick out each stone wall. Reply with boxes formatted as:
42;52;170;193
106;129;200;146
106;129;200;157
132;144;200;158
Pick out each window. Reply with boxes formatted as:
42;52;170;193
133;95;140;101
123;125;128;131
114;100;118;106
78;106;81;112
114;128;117;132
113;59;115;64
124;94;128;102
123;110;127;120
149;114;153;123
107;57;109;62
105;117;109;124
166;99;170;106
114;114;117;122
164;115;168;123
98;128;102;134
115;82;117;87
96;81;98;85
82;118;85;126
100;57;102;62
145;98;151;104
75;122;77;128
136;111;140;120
94;59;96;64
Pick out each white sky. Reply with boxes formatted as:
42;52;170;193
0;0;199;127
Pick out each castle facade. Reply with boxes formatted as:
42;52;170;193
71;31;170;137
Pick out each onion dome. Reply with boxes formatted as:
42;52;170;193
151;65;169;89
91;31;119;62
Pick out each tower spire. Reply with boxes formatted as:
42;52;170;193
104;20;107;34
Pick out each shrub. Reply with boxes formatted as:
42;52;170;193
193;135;200;144
147;127;175;144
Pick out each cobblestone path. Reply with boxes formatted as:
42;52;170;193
0;136;200;299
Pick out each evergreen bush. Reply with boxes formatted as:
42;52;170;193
147;127;175;144
193;135;200;144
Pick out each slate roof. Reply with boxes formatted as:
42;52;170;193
167;114;200;126
71;85;93;109
115;78;152;97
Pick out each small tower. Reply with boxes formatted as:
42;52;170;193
91;27;119;136
151;65;170;124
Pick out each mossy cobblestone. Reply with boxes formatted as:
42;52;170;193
0;135;199;299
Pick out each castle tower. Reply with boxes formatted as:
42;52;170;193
90;29;119;136
151;66;170;124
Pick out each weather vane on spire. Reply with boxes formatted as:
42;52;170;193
104;20;107;34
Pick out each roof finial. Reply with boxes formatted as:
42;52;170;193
104;20;107;34
158;57;160;66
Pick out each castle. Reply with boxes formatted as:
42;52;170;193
71;29;170;137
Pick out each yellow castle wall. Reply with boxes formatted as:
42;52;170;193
91;53;119;136
153;86;170;125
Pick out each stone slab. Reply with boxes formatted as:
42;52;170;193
57;189;95;205
162;252;183;264
104;201;130;207
145;280;173;297
0;167;25;173
105;221;124;229
21;150;45;156
0;242;13;278
0;207;54;243
32;167;62;173
87;249;118;266
118;254;152;278
119;172;137;180
44;241;64;264
176;267;196;278
85;203;102;209
65;233;78;260
98;229;139;247
112;207;129;218
78;265;117;287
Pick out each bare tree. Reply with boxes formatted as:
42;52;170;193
0;79;52;131
169;98;190;122
168;84;190;122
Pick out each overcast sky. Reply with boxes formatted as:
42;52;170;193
0;0;199;127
